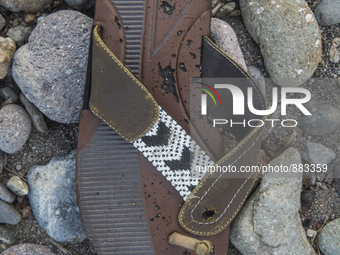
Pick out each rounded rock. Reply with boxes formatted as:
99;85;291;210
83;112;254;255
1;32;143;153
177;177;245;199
0;243;54;255
65;0;95;9
12;10;92;123
0;104;31;154
315;0;340;26
0;0;53;13
6;176;28;196
240;0;321;87
318;217;340;255
301;190;315;207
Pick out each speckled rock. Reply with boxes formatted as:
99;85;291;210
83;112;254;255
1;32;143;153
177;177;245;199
0;183;15;204
230;148;316;255
299;99;340;136
0;0;53;13
301;142;336;165
27;150;87;243
0;37;16;79
6;176;28;196
0;104;31;154
0;200;21;225
0;243;55;255
0;224;16;253
210;18;247;71
318;217;340;255
240;0;321;87
6;25;25;46
247;65;266;95
65;0;95;9
12;10;92;123
315;0;340;26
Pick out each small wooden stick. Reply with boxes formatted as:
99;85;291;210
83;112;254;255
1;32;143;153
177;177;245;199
211;1;224;17
168;232;212;255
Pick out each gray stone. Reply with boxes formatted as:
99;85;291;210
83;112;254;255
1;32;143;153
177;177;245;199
19;93;48;134
299;99;340;136
27;150;86;243
0;150;4;175
301;142;336;165
240;0;321;87
247;66;266;95
0;200;21;225
0;243;55;255
6;176;28;196
216;2;236;19
0;104;31;154
65;0;95;9
0;183;15;204
0;14;5;31
6;25;25;47
210;18;247;71
0;224;16;253
318;217;340;255
0;0;53;13
315;0;340;26
0;87;18;103
12;10;92;124
230;148;316;255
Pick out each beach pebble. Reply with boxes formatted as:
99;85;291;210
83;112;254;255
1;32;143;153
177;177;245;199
230;148;316;255
19;93;48;134
329;38;340;63
301;142;336;165
240;0;321;87
0;182;16;204
210;18;247;71
0;243;55;255
0;87;18;103
315;0;340;26
12;10;92;124
318;217;340;255
0;0;53;13
0;224;16;253
0;200;21;225
0;104;31;154
6;176;28;196
0;37;16;79
216;2;236;19
6;25;26;47
27;150;87;243
299;99;340;136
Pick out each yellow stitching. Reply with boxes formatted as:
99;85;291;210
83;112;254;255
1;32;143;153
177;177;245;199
179;37;267;234
92;25;160;142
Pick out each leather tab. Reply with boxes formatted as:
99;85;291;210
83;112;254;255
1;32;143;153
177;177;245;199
178;37;266;236
89;25;159;142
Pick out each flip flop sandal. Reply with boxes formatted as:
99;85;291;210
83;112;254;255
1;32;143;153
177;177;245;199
76;0;266;254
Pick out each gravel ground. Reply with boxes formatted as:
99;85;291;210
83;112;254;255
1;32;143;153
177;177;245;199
0;0;339;254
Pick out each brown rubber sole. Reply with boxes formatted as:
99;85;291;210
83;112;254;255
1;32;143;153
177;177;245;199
77;0;231;254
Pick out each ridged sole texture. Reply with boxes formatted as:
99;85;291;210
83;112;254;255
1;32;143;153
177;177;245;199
78;1;155;254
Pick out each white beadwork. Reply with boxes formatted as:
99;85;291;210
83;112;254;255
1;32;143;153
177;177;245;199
134;107;214;200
